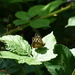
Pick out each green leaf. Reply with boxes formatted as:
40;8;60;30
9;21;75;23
44;44;75;75
0;35;31;56
30;19;50;28
28;5;44;18
4;60;20;74
32;32;57;61
48;1;65;13
15;11;30;21
13;19;27;26
39;1;65;16
0;51;42;65
65;17;75;28
0;59;5;69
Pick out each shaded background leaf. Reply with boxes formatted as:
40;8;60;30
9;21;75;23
30;19;50;28
28;5;44;18
38;1;65;16
13;19;27;26
15;11;30;21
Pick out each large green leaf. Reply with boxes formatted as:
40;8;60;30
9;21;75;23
32;32;57;61
0;35;31;56
44;44;75;75
30;19;50;28
0;51;42;65
4;59;20;74
0;59;5;69
65;17;75;28
13;19;27;26
28;5;44;18
39;1;65;16
15;11;30;21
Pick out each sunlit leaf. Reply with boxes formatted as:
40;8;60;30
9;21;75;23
0;51;42;65
32;32;57;61
0;35;31;56
65;17;75;27
70;48;75;56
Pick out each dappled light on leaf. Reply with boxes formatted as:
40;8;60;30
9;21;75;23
0;51;42;65
32;32;57;61
65;17;75;28
0;35;31;56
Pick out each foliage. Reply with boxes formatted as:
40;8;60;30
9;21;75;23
0;32;57;65
65;17;75;27
44;44;75;75
0;0;75;75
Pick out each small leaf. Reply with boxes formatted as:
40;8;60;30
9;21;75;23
0;35;31;56
4;60;20;73
28;5;44;18
65;17;75;28
70;48;75;56
13;19;27;26
15;11;30;21
32;32;57;61
30;19;50;28
0;51;42;65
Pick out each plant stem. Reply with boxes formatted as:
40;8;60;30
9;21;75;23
4;3;75;35
41;4;71;19
4;24;29;35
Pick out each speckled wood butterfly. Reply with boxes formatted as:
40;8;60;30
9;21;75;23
32;33;45;48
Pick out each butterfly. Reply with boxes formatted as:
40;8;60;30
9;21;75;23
32;33;45;48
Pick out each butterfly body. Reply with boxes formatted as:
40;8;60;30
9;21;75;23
32;33;45;48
